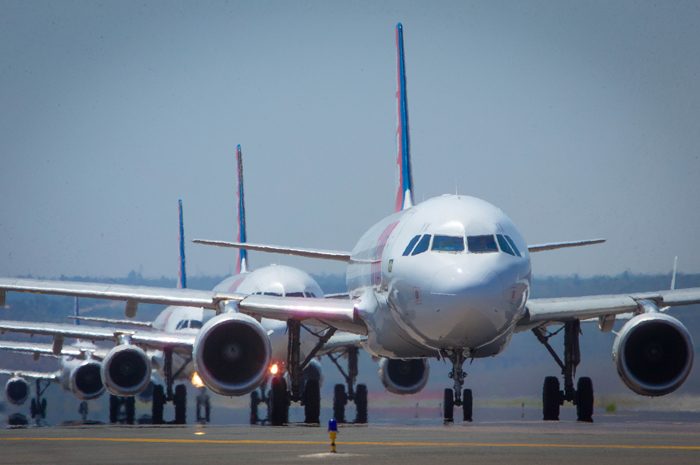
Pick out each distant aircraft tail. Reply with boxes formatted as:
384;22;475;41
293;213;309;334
394;23;415;213
178;199;187;289
235;145;249;274
74;297;80;326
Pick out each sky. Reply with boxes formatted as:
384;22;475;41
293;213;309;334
2;0;700;281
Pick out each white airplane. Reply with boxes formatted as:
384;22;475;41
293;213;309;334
0;147;364;426
1;24;699;424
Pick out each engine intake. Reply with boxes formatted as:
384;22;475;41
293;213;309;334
101;345;152;396
70;360;105;401
613;312;694;396
378;358;430;395
5;377;30;406
193;312;271;396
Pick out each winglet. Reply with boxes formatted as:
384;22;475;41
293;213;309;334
394;23;414;213
178;199;187;289
235;145;249;274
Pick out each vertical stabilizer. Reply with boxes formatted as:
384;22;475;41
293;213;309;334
235;145;249;274
394;23;415;213
178;199;187;289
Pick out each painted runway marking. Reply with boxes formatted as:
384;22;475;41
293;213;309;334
1;437;699;450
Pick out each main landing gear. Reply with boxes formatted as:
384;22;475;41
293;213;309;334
533;319;594;422
327;346;368;424
441;349;473;422
151;347;192;425
30;379;49;426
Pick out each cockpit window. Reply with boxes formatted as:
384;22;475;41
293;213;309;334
402;235;421;256
304;292;316;298
411;234;431;256
189;320;203;329
432;235;465;252
504;235;522;257
467;235;498;253
286;292;304;297
176;320;187;330
496;234;515;256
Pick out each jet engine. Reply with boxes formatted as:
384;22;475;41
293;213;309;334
378;358;430;395
193;312;271;396
70;359;105;401
613;312;694;396
101;345;152;396
5;377;30;406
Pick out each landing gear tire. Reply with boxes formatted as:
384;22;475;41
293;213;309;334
355;384;368;424
270;377;289;426
250;390;260;425
543;376;561;421
152;384;165;425
333;384;347;424
443;388;454;422
462;389;473;422
303;379;321;424
576;377;594;423
30;399;37;418
174;384;187;425
109;395;119;424
125;396;135;425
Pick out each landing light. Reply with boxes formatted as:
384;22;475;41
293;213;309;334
191;372;204;388
270;363;279;375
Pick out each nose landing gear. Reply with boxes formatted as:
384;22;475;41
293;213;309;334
533;319;594;422
441;349;473;422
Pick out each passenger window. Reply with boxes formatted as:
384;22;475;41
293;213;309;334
467;235;498;253
304;292;316;298
402;235;421;256
264;292;282;297
432;235;465;252
504;235;522;257
497;234;515;256
189;320;203;329
411;235;431;256
286;292;304;297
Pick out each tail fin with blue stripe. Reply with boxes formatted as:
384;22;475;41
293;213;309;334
394;23;414;213
235;145;248;274
178;199;187;289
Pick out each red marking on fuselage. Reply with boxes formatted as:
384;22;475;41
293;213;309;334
371;222;399;286
228;277;246;293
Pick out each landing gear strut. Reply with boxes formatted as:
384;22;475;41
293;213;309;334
151;347;193;424
30;379;49;426
533;319;594;422
441;349;473;422
328;346;368;424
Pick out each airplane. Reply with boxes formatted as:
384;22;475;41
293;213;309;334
0;146;365;426
1;24;698;425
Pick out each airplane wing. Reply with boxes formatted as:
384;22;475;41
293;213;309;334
0;368;59;382
527;239;606;253
516;287;700;331
0;277;244;317
192;239;352;262
67;316;152;328
0;341;111;360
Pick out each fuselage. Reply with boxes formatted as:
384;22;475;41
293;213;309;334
150;265;325;381
349;195;531;359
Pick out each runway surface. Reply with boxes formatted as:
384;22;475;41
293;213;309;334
2;420;700;464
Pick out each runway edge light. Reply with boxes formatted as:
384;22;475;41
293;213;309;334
328;419;338;453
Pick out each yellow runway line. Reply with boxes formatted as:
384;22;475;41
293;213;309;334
0;437;699;450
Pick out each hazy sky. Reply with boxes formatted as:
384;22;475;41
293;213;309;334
2;1;699;281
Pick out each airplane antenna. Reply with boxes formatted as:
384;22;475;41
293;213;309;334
671;256;678;290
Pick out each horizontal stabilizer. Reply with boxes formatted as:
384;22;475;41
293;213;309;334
193;239;352;262
527;238;606;253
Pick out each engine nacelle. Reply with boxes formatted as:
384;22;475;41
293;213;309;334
101;344;152;396
70;360;105;401
5;377;30;406
378;358;430;395
613;312;694;396
193;312;271;396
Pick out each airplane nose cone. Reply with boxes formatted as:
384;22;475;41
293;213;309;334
431;265;503;297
